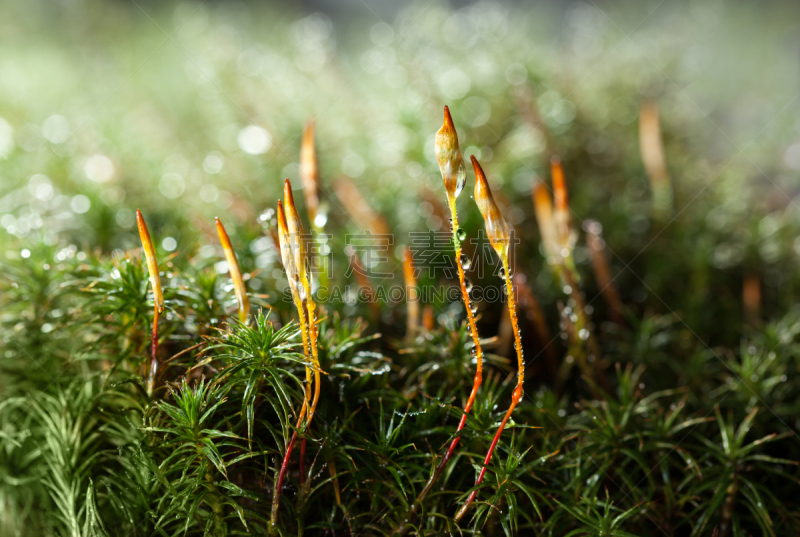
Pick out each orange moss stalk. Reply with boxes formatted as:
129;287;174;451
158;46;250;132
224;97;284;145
332;175;392;238
397;108;480;533
284;179;321;432
403;107;483;523
274;182;323;523
743;273;760;323
639;99;672;220
422;304;435;332
299;121;319;226
402;246;419;340
272;200;312;529
454;157;525;523
299;121;328;290
136;210;164;397
215;218;250;324
551;157;578;273
532;160;602;392
532;181;559;264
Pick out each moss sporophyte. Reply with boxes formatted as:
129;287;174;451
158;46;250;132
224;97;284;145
136;209;163;397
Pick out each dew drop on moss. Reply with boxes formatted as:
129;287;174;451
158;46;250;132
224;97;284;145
454;160;467;197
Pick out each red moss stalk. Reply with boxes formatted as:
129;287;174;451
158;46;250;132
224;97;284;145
398;107;482;532
284;179;321;433
455;157;525;523
272;182;324;526
272;200;313;530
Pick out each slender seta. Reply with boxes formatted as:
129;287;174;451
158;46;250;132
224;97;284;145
400;106;485;531
271;180;322;530
136;209;164;397
454;157;526;523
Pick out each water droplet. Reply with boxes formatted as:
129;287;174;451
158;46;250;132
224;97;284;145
464;278;474;294
470;346;478;357
460;253;471;270
578;328;590;340
456;227;467;242
454;160;467;197
257;208;275;223
470;302;478;314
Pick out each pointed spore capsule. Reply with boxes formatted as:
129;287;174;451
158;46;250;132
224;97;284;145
472;156;510;260
435;106;465;204
215;217;250;323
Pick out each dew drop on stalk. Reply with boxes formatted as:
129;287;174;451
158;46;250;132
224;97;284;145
454;160;467;197
455;227;467;242
470;302;478;314
459;253;471;270
464;277;474;294
470;345;478;357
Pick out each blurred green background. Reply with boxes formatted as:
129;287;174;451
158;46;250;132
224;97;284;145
2;0;800;343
